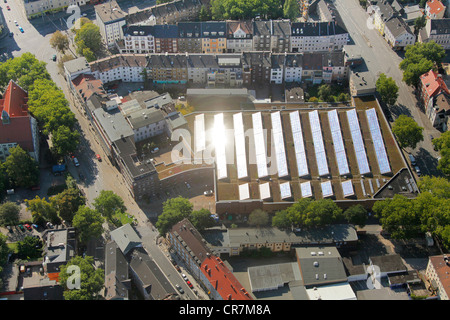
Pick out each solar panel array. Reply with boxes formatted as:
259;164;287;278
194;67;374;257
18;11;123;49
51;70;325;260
280;182;291;199
214;113;228;180
328;110;350;176
239;183;250;200
366;108;391;174
341;180;354;197
309;110;329;176
346;109;370;175
300;181;312;198
271;111;289;178
289;111;309;177
259;182;271;200
194;114;205;153
321;181;333;198
233;113;248;179
252;112;268;178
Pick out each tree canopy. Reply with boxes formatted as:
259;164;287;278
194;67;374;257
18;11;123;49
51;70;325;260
210;0;283;20
93;190;127;221
50;30;70;54
432;131;450;176
72;206;104;245
25;195;59;225
74;21;102;59
3;146;39;189
0;201;20;226
376;73;399;106
392;115;424;149
52;187;86;224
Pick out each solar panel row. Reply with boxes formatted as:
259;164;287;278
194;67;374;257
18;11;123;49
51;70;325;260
346;109;370;175
194;114;205;153
290;111;309;177
233;113;248;179
252;112;269;178
271;111;289;178
309;110;329;176
214;113;228;180
328;110;350;176
366;108;391;174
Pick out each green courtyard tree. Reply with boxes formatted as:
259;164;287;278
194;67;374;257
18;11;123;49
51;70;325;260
376;73;399;106
190;208;215;231
156;196;193;235
93;190;126;221
17;235;43;260
72;206;104;245
52;188;86;224
3;146;39;189
392;115;424;149
318;84;333;102
283;0;300;21
432;131;450;176
51;125;80;157
0;201;20;226
271;210;291;229
301;199;343;227
50;30;70;54
344;204;368;228
58;255;104;300
74;22;102;56
25;196;59;225
248;209;270;227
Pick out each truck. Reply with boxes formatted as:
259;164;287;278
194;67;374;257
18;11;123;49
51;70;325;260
52;164;66;175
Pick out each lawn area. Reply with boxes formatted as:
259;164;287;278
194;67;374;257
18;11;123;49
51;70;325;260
111;211;135;227
175;102;195;115
305;83;350;102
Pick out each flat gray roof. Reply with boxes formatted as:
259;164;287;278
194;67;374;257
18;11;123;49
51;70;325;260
94;107;134;143
248;262;302;292
64;57;90;74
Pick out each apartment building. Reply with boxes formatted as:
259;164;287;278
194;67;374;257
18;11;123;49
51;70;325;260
209;55;243;87
322;51;348;83
373;0;398;36
0;80;40;162
253;20;291;53
226;21;253;53
22;0;80;19
420;69;450;130
419;18;450;50
290;21;349;52
121;25;155;54
153;25;179;53
178;22;203;53
201;22;227;54
384;17;416;50
187;54;220;84
148;53;188;84
242;51;272;86
95;0;127;48
425;0;446;19
425;255;450;300
89;54;148;84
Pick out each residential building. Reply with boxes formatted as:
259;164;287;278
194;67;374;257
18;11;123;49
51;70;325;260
95;0;127;48
373;0;398;36
290;21;349;52
187;54;220;84
201;22;227;54
22;261;63;300
270;54;286;84
419;18;450;50
425;0;446;19
153;25;179;53
426;255;450;300
349;70;376;96
148;53;188;84
104;241;131;300
63;57;91;86
0;80;39;162
168;219;252;300
42;228;77;282
89;54;148;84
209;54;243;87
120;25;155;54
110;223;142;256
321;51;348;83
383;17;415;50
178;22;203;53
428;91;450;131
302;52;324;84
242;51;272;85
22;0;78;19
71;74;106;105
253;20;291;53
419;69;450;109
226;21;253;53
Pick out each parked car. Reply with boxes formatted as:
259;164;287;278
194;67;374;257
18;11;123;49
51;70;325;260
186;281;193;289
14;20;18;26
19;27;24;33
32;224;39;230
414;166;421;176
73;157;80;167
175;265;181;272
182;274;188;281
79;173;85;181
51;54;57;61
408;155;416;166
185;182;191;189
175;284;184;294
18;224;24;231
8;32;13;37
6;5;10;10
204;190;213;196
151;147;159;154
24;224;32;230
96;154;102;161
46;222;54;229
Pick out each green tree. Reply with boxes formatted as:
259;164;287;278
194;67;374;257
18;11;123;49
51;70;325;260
0;233;11;287
285;198;313;227
3;146;39;189
0;53;50;92
82;47;96;63
392;115;424;149
51;125;80;157
72;206;104;245
93;190;126;221
271;209;291;229
25;196;59;225
0;201;20;226
190;208;215;231
58;255;104;300
376;73;399;106
373;195;421;239
283;0;300;21
344;204;368;228
413;15;426;36
52;187;86;224
74;22;102;55
50;30;69;54
318;84;333;102
399;41;445;87
337;92;349;102
417;175;450;198
248;209;270;227
432;131;450;176
17;235;43;260
301;199;343;227
198;5;212;21
156;196;193;235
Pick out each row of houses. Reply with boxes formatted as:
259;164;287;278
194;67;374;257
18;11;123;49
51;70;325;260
116;20;349;55
87;51;349;88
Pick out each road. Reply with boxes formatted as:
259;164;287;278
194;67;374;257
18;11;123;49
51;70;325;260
0;1;207;300
333;0;443;177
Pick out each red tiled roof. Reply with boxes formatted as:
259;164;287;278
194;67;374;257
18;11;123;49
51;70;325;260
420;69;450;99
0;80;34;151
426;0;445;15
429;255;450;297
201;255;252;300
72;74;105;102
